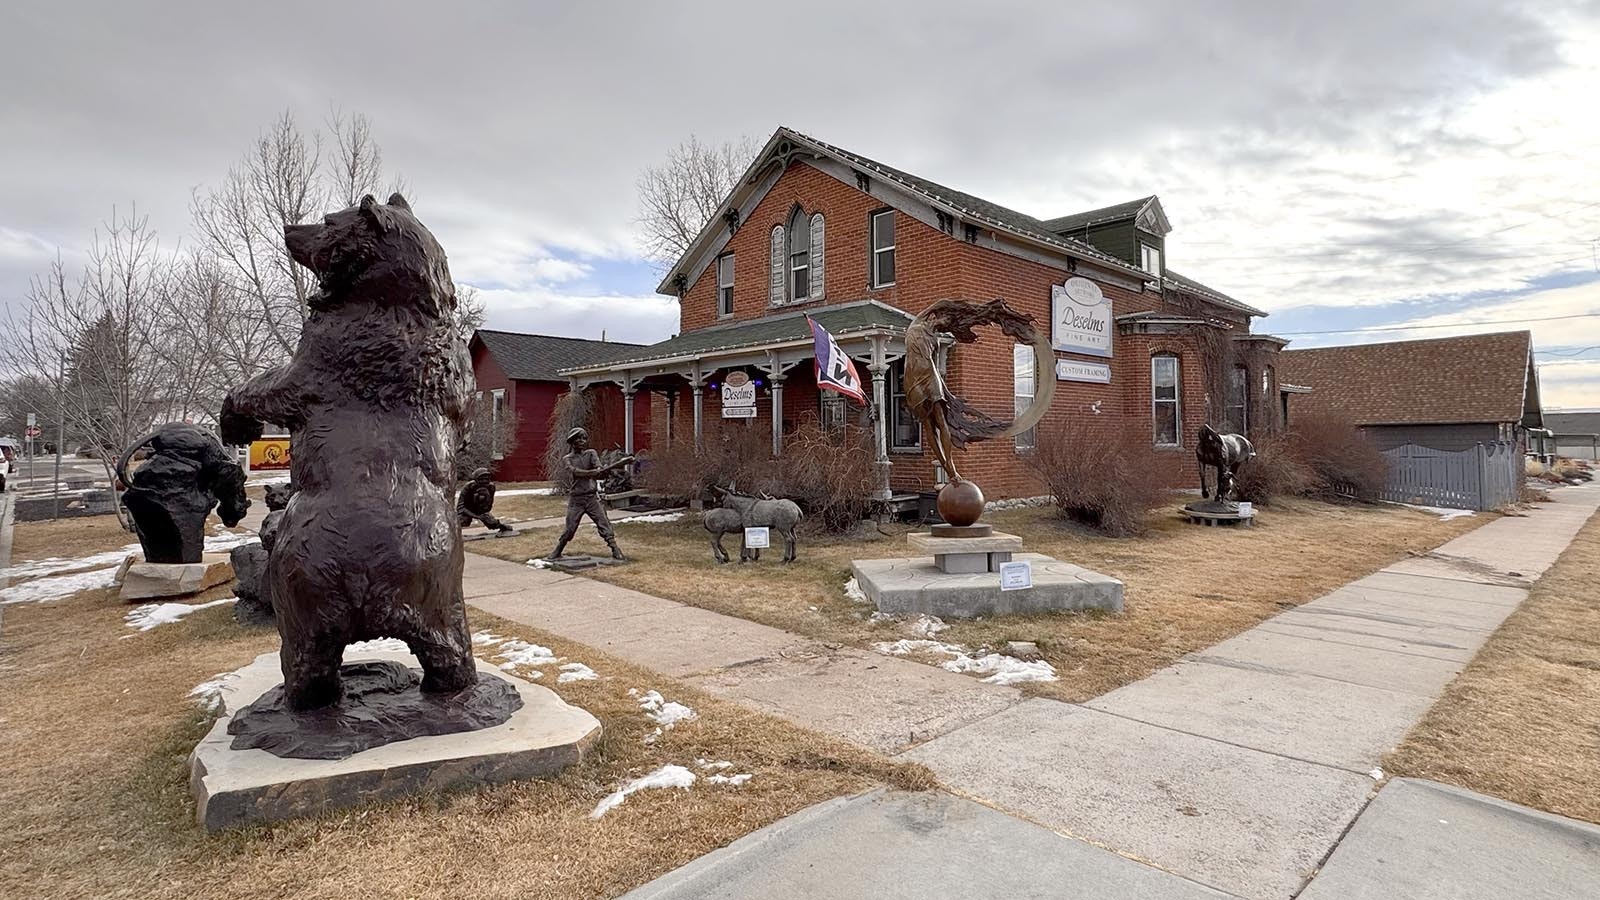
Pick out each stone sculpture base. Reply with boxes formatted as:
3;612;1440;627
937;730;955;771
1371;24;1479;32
116;553;233;601
853;551;1124;618
227;660;525;760
1182;501;1255;527
190;647;601;832
542;554;627;572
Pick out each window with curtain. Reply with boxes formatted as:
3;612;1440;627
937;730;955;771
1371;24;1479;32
1226;364;1249;433
1152;354;1180;446
1014;343;1036;451
787;207;810;301
888;360;920;450
717;253;734;317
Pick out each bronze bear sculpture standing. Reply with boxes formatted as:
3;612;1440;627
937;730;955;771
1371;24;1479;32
117;424;250;564
220;193;483;714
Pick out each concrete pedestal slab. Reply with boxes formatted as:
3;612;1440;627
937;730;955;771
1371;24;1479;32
853;552;1123;618
190;646;600;832
117;553;232;601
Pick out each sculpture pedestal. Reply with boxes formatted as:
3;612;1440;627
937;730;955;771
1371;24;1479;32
1182;501;1256;527
190;646;600;832
116;553;233;601
852;532;1124;618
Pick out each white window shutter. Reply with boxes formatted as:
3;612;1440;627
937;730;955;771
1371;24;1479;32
769;225;785;305
809;213;825;299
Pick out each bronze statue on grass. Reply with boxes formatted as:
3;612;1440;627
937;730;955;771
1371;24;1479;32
1196;424;1255;506
903;298;1056;529
218;194;519;754
547;427;632;561
458;468;513;533
117;424;250;564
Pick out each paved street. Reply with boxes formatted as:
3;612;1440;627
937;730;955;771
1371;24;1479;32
466;484;1600;899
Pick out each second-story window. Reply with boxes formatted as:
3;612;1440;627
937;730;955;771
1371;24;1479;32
1140;242;1162;278
871;209;896;287
717;253;734;318
787;207;810;301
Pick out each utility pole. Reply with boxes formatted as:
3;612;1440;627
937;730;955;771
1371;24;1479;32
53;354;65;519
25;412;35;487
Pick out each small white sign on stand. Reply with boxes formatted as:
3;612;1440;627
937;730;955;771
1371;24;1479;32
743;526;770;549
998;560;1033;591
1237;502;1254;517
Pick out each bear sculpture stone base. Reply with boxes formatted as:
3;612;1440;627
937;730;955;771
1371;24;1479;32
190;645;601;832
227;660;524;760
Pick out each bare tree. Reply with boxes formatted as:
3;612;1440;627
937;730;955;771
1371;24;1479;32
192;108;402;358
635;134;760;269
1;209;176;526
455;283;486;341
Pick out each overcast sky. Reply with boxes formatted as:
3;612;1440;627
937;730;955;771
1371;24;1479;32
5;1;1600;406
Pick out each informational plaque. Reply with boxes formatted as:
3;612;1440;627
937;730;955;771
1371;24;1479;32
743;526;770;549
998;560;1033;591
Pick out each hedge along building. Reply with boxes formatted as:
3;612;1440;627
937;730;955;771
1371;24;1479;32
562;127;1290;500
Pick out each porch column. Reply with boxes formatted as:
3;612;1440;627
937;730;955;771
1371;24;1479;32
770;375;785;456
692;383;704;451
665;389;676;448
623;387;636;454
869;336;891;500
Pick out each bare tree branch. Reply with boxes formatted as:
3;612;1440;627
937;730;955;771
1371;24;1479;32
635;134;759;270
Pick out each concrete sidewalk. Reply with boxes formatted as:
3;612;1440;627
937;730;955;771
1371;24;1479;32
464;553;1021;753
904;483;1600;898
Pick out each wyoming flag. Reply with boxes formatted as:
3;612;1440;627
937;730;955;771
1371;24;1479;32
808;316;867;404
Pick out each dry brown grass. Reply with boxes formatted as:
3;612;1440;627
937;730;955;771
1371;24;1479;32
8;514;137;563
484;482;569;523
0;577;928;900
473;496;1487;702
1385;510;1600;824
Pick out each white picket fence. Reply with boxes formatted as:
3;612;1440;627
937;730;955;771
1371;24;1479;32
1380;441;1521;511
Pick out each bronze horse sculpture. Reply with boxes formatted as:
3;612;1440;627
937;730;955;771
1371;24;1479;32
1196;424;1255;503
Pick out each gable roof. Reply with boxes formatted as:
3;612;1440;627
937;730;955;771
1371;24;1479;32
1040;196;1162;235
472;330;645;382
1277;331;1537;427
559;300;912;374
656;127;1149;296
1545;410;1600;436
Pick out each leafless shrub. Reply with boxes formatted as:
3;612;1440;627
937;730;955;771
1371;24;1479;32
1028;424;1166;536
1234;434;1318;506
544;389;595;493
1288;414;1388;502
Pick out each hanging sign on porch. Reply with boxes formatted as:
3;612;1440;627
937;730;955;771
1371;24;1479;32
808;316;867;404
1051;276;1113;358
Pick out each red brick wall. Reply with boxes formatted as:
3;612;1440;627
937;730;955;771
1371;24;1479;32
671;159;1251;499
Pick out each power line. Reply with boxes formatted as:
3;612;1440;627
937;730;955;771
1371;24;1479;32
1277;311;1600;336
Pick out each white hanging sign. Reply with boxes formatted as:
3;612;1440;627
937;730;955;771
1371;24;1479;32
998;560;1034;591
1051;276;1113;358
743;526;771;549
720;370;756;408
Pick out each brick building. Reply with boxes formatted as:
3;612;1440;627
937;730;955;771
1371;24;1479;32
563;128;1288;499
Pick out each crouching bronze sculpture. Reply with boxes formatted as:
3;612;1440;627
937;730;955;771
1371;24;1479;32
218;193;519;758
117;424;250;564
458;468;513;533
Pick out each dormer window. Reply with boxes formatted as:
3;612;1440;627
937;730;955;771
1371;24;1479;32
770;207;825;305
1140;242;1162;278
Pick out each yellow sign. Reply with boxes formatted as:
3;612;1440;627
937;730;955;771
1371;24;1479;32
249;437;292;471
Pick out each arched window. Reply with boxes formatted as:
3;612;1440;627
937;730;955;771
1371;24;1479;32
787;207;810;301
1227;364;1249;434
1152;353;1181;446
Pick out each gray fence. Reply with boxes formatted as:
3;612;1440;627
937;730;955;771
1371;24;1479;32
1380;441;1522;511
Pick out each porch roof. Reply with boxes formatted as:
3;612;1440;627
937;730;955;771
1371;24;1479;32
559;300;913;375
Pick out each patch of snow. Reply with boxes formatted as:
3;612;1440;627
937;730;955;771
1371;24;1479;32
696;759;733;771
189;673;238;712
0;544;139;580
203;531;258;552
558;662;599;682
246;474;291;486
843;577;868;604
618;512;683;524
0;566;121;605
872;638;965;657
526;558;553;569
1396;502;1476;521
909;615;949;637
707;773;753;787
471;630;505;646
1369;767;1385;781
344;638;410;654
940;652;1057;685
124;597;236;632
497;487;555;497
496;639;560;669
638;690;697;729
589;764;696;819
